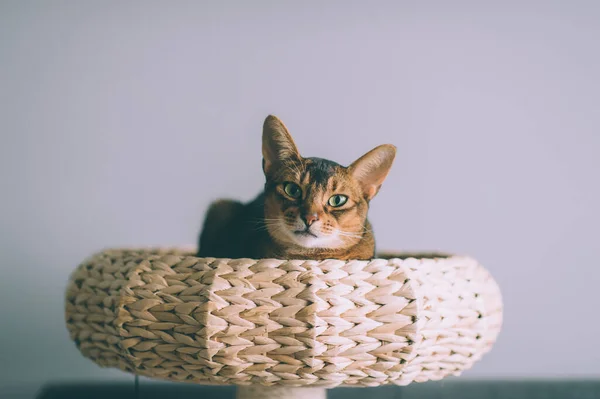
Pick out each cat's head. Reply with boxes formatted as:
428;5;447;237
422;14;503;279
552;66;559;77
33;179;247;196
261;115;396;250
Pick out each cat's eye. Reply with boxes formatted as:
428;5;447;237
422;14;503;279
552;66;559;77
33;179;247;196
283;182;302;199
328;194;348;207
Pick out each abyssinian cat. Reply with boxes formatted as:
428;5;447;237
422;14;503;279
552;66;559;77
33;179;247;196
197;115;396;260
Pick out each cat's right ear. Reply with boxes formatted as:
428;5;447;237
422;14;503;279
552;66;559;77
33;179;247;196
262;115;301;176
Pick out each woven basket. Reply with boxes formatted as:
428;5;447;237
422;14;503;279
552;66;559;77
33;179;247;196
65;248;502;396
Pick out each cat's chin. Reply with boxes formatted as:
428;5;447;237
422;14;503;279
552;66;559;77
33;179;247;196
291;235;320;249
287;232;343;249
269;222;345;250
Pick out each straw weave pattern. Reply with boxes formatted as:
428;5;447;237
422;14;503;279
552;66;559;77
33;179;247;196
65;249;502;388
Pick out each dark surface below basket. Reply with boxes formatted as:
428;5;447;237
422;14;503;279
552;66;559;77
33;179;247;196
35;379;600;399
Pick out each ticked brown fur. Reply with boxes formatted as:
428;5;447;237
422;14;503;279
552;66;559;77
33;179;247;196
197;115;396;260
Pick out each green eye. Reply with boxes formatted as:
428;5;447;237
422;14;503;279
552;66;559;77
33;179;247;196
283;182;302;199
328;194;348;207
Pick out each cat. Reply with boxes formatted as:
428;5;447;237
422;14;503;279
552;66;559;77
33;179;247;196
197;115;396;260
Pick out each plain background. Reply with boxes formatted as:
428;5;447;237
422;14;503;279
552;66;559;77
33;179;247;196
1;0;599;393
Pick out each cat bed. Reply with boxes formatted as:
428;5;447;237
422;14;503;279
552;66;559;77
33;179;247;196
65;248;503;398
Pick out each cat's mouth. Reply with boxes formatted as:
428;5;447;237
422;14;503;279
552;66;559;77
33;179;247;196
293;229;318;238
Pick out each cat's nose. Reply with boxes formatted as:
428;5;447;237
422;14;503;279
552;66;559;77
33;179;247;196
302;213;319;226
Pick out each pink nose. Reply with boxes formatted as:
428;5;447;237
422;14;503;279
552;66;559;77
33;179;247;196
303;213;319;226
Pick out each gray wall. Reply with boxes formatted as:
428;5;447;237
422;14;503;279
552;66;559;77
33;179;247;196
1;0;599;391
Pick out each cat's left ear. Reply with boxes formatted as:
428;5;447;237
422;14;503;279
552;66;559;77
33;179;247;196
262;115;301;176
349;144;396;200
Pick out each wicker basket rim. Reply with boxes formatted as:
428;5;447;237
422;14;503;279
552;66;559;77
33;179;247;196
95;246;458;261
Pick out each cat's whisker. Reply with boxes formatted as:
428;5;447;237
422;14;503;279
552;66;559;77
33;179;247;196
335;229;365;240
260;221;281;227
351;225;373;235
340;235;363;240
249;218;284;233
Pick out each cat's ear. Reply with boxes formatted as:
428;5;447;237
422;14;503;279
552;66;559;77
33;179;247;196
262;115;301;175
348;144;396;200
